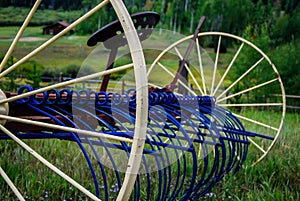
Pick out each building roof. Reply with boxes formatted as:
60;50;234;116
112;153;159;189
42;21;74;35
43;21;70;29
56;21;70;27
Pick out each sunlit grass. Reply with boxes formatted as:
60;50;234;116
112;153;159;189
207;111;300;201
0;26;298;201
0;110;298;200
0;26;92;68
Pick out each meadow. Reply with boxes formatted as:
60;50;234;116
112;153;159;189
0;111;299;200
0;26;299;200
0;26;93;69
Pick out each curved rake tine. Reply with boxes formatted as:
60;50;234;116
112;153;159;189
31;102;104;197
0;115;132;142
0;124;101;201
0;64;133;105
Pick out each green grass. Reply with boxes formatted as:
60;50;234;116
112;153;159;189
0;26;93;69
1;140;91;199
0;111;299;200
0;26;45;39
0;7;82;26
0;24;299;201
207;111;300;201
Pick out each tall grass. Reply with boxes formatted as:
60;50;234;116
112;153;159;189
0;111;298;200
207;111;300;201
0;26;298;201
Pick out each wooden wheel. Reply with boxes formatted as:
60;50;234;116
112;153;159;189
0;1;147;200
147;31;286;166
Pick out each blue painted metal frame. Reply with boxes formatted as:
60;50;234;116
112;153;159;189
0;86;274;200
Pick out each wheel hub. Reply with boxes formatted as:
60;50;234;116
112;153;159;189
0;90;9;125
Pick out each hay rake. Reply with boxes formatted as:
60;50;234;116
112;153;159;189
0;1;285;200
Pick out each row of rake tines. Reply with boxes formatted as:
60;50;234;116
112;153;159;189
9;86;252;200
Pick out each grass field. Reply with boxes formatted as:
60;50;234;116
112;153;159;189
210;111;300;201
0;110;299;200
0;26;299;201
0;26;94;69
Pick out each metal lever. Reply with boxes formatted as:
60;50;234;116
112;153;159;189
168;16;206;92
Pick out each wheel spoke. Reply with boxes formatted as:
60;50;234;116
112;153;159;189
157;62;196;95
0;0;110;78
157;62;176;79
247;137;267;154
146;31;285;169
219;103;283;107
232;113;279;131
174;47;204;95
0;63;133;104
196;38;207;95
149;82;163;89
0;115;133;142
211;35;221;94
0;124;102;201
174;47;183;59
185;65;203;94
216;78;279;103
0;166;25;201
212;43;244;96
217;57;265;100
0;0;42;72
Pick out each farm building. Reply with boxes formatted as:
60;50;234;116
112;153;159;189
42;21;74;35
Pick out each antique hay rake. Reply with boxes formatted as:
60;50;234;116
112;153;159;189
0;1;285;200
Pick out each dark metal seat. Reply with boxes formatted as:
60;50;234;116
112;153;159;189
87;11;160;93
87;11;160;49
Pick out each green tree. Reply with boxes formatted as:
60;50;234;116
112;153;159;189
271;40;300;95
0;56;20;92
26;63;42;89
228;24;275;104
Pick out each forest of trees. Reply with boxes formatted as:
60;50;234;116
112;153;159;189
0;0;299;95
1;1;300;41
0;1;298;33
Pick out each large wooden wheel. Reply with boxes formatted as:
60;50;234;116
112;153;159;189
147;31;286;166
0;1;148;200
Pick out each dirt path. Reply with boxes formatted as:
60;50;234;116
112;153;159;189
0;37;46;42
